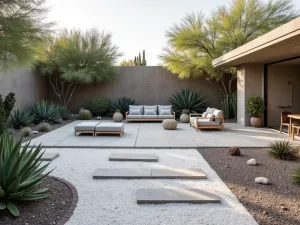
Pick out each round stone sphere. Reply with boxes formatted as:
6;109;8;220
162;119;177;130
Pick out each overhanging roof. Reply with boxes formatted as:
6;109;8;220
212;17;300;67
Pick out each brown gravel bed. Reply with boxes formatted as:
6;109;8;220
199;148;300;225
0;177;74;225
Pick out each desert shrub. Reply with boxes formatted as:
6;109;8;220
9;109;33;129
37;122;51;132
109;97;136;116
169;89;207;115
293;167;300;185
246;96;264;117
77;109;92;120
20;127;32;137
0;134;52;216
3;93;16;123
0;98;5;135
268;140;298;160
86;96;110;116
56;104;71;120
31;101;61;124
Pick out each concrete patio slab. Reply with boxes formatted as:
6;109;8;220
151;168;207;179
39;153;59;161
24;120;300;148
109;153;158;162
136;188;221;204
93;168;152;179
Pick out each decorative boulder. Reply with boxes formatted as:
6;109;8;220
180;113;189;123
255;177;269;185
228;147;241;156
247;158;257;166
113;111;123;122
162;119;177;130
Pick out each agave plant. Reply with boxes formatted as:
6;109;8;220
109;97;136;116
169;89;207;115
56;104;71;120
31;101;61;124
9;109;34;129
268;140;298;160
293;167;300;185
0;134;52;216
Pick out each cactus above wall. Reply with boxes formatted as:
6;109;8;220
134;50;147;66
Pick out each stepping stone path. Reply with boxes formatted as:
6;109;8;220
109;153;158;162
136;188;221;204
151;168;206;179
93;168;207;179
93;168;152;179
39;153;59;161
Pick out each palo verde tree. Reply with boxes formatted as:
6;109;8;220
0;0;53;69
160;0;298;98
119;59;135;66
35;29;122;107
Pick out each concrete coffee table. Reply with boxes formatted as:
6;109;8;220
75;121;100;136
95;123;124;136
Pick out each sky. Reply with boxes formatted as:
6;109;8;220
46;0;300;66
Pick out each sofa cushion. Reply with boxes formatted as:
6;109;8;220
206;107;215;114
127;115;143;119
75;122;100;131
202;112;208;117
129;109;142;115
95;123;124;132
158;115;174;119
206;113;215;121
142;115;158;119
160;109;172;115
144;105;157;114
158;105;172;115
144;109;157;115
129;105;143;115
213;109;223;123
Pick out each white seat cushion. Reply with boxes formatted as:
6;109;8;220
95;123;124;132
213;109;223;123
127;115;143;119
206;107;215;114
158;115;174;119
142;115;158;119
75;122;100;131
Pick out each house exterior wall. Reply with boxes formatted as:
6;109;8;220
237;64;264;126
0;68;48;110
267;65;300;127
51;66;224;112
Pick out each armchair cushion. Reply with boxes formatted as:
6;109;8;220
206;107;215;114
202;112;208;117
206;113;215;121
213;109;223;123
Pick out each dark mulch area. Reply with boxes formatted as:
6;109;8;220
199;148;300;225
10;119;74;143
0;177;73;225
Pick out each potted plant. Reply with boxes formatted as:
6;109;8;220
180;109;190;123
113;109;123;122
246;96;264;127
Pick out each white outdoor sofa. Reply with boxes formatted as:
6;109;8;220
126;105;175;121
189;107;224;131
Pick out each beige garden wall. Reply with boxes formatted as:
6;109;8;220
53;66;224;112
267;65;300;127
0;68;48;110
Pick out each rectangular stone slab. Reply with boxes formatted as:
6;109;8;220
93;168;152;179
151;168;207;179
109;153;158;162
39;153;59;161
137;189;221;204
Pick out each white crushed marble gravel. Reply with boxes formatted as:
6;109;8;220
44;148;258;225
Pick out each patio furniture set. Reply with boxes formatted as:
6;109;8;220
280;111;300;140
74;105;225;136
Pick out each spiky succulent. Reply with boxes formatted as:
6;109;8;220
37;122;51;132
31;101;61;124
0;134;52;216
268;140;298;160
109;97;136;116
56;105;71;120
293;167;300;185
169;89;207;115
9;109;33;129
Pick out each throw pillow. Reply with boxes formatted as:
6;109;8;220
160;109;172;115
144;109;156;115
129;109;142;115
202;112;208;117
206;113;215;121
